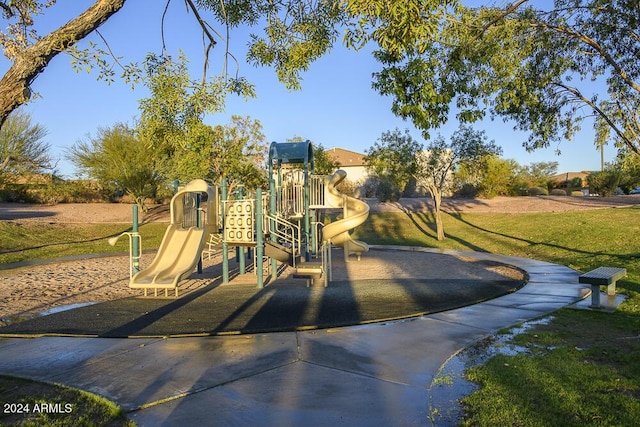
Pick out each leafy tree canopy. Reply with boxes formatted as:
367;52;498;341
364;128;421;197
66;123;163;210
372;0;640;155
0;0;459;128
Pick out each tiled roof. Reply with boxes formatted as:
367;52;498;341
326;147;366;167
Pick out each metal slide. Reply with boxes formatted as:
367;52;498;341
130;179;216;295
322;170;370;257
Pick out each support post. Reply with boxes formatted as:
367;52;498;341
256;188;264;288
343;194;349;263
132;205;140;273
196;192;203;274
221;179;229;283
304;165;310;262
238;247;246;274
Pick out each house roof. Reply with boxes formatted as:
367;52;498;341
326;147;366;167
552;171;592;183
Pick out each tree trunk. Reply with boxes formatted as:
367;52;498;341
0;0;127;128
431;186;446;241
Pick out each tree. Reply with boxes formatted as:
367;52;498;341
611;148;640;193
364;128;421;201
587;167;622;197
0;0;126;128
67;123;163;211
208;115;268;191
0;0;456;128
415;125;501;240
0;108;50;184
520;161;559;191
372;1;640;155
313;144;341;176
457;156;520;199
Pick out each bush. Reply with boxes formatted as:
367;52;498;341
0;180;114;204
359;177;380;198
571;191;584;197
528;186;549;196
375;178;402;202
453;183;480;198
333;178;358;198
587;170;621;196
550;189;568;196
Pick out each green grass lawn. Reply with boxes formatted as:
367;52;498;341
0;222;167;265
2;206;640;425
354;207;640;426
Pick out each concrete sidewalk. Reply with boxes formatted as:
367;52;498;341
0;248;590;426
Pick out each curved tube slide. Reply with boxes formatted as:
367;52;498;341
322;170;370;257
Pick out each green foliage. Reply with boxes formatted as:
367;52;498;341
479;156;520;198
136;54;265;187
246;1;343;91
375;176;402;202
0;179;112;204
341;0;458;56
550;188;567;196
0;221;167;264
67;123;163;211
615;150;640;192
570;176;584;188
137;53;247;153
364;128;421;197
415;125;501;239
414;124;502;195
208;115;268;190
0;109;50;184
513;161;559;193
587;168;622;196
313;143;341;175
528;186;549;196
371;1;640;154
0;375;133;426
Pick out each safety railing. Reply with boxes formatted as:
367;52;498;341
309;174;329;208
265;213;301;262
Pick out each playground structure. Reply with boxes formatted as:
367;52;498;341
128;140;369;296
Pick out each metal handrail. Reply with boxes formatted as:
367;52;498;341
266;213;301;261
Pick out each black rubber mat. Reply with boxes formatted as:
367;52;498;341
0;276;524;338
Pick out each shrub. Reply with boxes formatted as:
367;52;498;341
528;186;549;196
375;178;402;202
359;176;380;198
571;191;584;197
454;183;480;198
334;178;358;198
587;170;621;196
550;189;568;196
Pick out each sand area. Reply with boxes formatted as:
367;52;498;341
1;195;637;325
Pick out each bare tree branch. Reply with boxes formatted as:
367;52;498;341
0;0;127;128
553;82;638;154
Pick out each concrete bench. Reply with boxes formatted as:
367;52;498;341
579;267;627;308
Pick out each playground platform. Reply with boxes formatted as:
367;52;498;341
0;246;589;425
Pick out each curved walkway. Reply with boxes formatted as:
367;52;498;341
0;247;588;426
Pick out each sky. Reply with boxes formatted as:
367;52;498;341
2;1;617;179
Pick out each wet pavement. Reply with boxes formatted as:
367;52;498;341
0;247;593;426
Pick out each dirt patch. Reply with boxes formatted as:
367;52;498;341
1;195;639;225
0;203;170;224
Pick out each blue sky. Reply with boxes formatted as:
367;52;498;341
2;1;616;178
